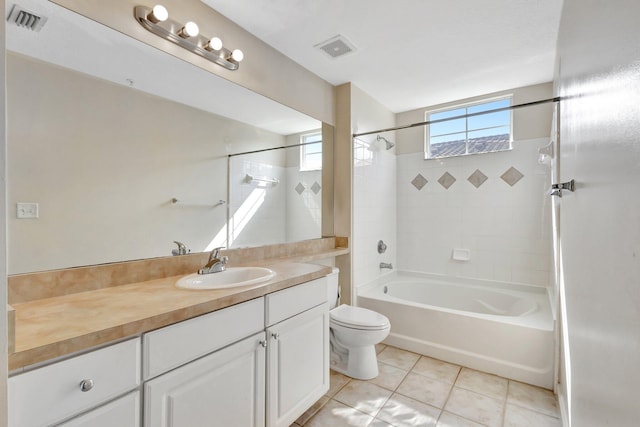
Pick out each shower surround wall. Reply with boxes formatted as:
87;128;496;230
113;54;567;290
396;140;552;285
351;85;397;296
395;83;554;286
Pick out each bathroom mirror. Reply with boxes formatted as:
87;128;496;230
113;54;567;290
6;1;331;274
228;140;323;248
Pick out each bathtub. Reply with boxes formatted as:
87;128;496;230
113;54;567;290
357;272;555;388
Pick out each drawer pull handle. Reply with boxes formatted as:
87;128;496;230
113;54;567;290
271;333;280;340
259;340;267;348
79;379;94;392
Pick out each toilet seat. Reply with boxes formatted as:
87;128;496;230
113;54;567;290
330;304;390;331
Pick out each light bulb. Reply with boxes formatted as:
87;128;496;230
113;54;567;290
179;21;199;38
206;37;223;51
148;5;168;23
231;49;244;62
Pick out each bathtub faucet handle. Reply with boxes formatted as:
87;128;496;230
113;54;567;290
380;262;393;270
378;240;387;254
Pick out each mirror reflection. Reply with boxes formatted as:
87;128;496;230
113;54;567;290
228;135;323;248
6;1;325;274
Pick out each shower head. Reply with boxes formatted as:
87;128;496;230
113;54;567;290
376;135;395;150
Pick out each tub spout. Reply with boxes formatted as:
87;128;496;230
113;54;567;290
380;262;393;270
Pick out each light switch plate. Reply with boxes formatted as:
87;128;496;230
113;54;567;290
17;202;38;219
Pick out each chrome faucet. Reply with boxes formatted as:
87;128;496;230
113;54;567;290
198;247;229;275
380;262;393;270
172;241;188;256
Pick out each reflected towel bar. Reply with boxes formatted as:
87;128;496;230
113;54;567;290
171;198;226;207
244;174;280;185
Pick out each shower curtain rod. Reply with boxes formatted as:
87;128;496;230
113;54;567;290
228;140;320;158
352;96;562;138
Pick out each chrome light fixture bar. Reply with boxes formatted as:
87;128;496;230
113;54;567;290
134;5;243;71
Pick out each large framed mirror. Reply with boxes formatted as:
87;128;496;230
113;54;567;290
6;0;332;274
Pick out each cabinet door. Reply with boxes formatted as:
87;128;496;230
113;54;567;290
145;332;266;427
58;391;140;427
267;303;329;427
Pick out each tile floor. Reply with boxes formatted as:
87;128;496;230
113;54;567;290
291;345;562;427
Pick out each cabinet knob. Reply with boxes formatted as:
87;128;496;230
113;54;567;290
79;379;94;392
259;340;267;348
271;333;280;340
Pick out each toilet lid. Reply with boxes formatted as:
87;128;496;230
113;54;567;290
330;304;390;330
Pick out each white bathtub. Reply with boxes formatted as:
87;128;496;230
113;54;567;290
357;272;555;388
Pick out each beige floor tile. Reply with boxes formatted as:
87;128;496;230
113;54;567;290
397;372;453;408
503;404;562;427
507;381;559;417
368;361;409;391
295;395;330;426
436;412;487;427
455;368;508;401
378;347;421;371
369;418;395;427
412;356;461;384
444;387;504;427
326;369;351;398
305;399;373;427
334;381;393;416
376;343;388;354
376;393;441;427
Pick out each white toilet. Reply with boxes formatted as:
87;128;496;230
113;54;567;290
327;268;391;380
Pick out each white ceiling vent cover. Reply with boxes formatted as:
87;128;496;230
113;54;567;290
315;35;357;59
7;4;48;32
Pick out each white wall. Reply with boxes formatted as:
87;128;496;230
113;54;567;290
395;84;554;286
0;0;8;423
555;0;640;425
350;85;397;295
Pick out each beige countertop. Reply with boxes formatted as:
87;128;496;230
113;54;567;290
9;262;333;371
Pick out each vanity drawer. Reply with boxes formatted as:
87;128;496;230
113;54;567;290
266;276;328;326
143;297;264;380
9;338;141;427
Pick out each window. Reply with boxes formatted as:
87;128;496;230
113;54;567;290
425;96;512;159
300;132;322;171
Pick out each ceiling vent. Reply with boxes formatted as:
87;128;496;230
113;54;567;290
7;4;48;32
315;35;357;59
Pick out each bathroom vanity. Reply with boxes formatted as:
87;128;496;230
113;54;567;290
7;260;334;427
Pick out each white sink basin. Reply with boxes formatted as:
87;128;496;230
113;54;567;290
176;267;276;290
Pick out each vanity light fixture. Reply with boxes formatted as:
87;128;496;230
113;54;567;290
134;5;244;71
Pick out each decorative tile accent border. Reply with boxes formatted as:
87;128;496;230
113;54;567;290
409;166;525;190
501;166;524;186
295;182;305;194
438;172;456;189
311;181;322;194
411;174;428;190
467;169;488;188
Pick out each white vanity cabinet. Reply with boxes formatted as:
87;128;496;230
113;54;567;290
142;297;266;427
144;332;267;427
266;304;329;427
265;278;330;427
143;276;329;427
8;338;141;427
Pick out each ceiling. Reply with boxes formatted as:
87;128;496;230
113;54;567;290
201;0;564;113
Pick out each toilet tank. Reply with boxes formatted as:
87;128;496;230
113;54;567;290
327;267;340;310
